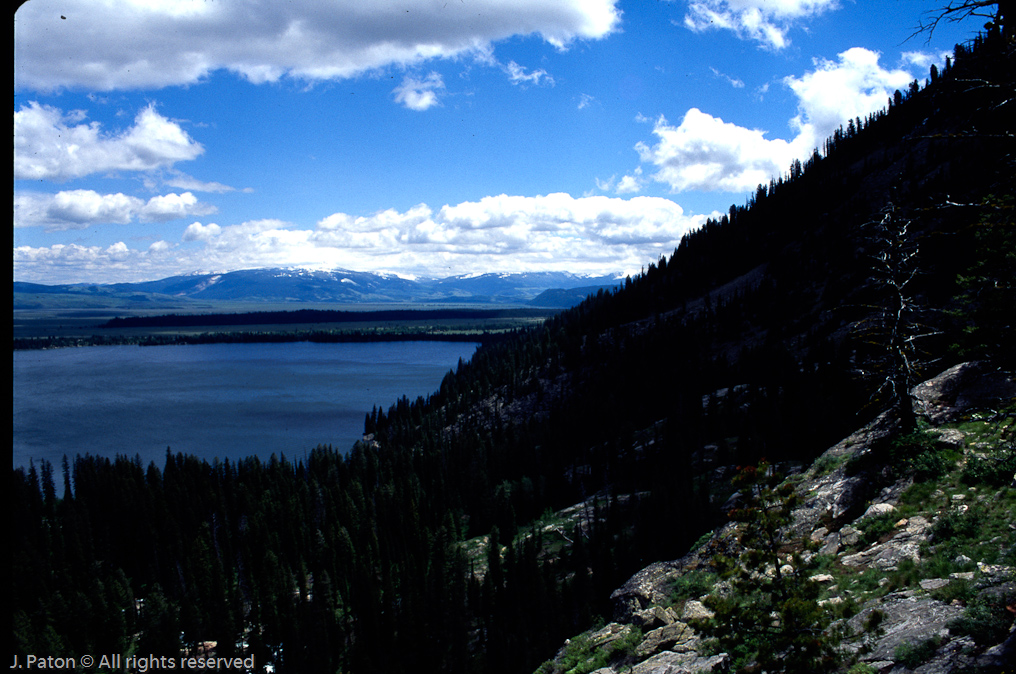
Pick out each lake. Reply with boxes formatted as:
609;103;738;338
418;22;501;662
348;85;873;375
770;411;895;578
13;340;479;469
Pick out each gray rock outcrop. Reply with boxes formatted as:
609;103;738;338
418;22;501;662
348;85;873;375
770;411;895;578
538;363;1014;674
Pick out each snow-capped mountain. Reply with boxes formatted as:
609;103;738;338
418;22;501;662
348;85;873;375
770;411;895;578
14;268;622;308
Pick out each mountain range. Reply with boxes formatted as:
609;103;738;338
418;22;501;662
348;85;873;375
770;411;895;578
13;268;622;309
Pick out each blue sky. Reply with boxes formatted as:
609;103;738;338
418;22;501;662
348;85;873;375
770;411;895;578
14;0;975;284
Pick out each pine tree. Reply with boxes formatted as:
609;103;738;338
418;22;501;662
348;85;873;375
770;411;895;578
696;461;839;673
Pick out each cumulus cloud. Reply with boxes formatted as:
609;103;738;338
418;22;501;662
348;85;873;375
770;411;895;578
15;0;620;92
15;190;139;229
182;221;223;242
15;241;154;282
12;237;202;283
683;0;840;50
308;193;709;271
635;110;800;193
139;192;216;222
14;102;204;181
14;194;712;283
615;168;645;195
784;48;915;155
182;219;324;271
393;72;446;111
15;190;216;230
634;48;920;193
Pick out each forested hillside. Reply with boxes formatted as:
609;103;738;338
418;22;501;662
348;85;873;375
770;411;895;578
12;26;1014;674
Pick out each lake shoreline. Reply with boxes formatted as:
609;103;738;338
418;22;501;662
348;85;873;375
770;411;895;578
14;340;479;470
13;329;501;351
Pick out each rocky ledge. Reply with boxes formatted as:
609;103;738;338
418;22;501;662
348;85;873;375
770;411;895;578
537;363;1015;674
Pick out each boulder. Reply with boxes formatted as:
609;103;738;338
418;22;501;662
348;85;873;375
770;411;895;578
845;595;963;663
611;561;684;623
679;600;714;622
933;428;966;449
859;503;896;520
920;578;952;591
790;471;869;537
840;525;861;547
841;516;930;570
634;621;697;658
629;651;727;674
820;531;841;556
587;623;636;651
632;605;678;630
912;361;1016;425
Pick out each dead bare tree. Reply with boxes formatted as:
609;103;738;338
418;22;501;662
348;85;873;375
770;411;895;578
853;204;940;434
911;1;1013;42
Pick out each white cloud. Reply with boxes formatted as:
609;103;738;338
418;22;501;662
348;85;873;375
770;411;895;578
505;61;554;87
901;50;952;73
308;193;709;271
15;189;216;230
634;48;920;193
183;222;222;242
139;192;216;222
710;67;745;88
14;102;204;181
15;0;620;92
635;110;800;193
15;242;146;281
784;48;914;154
393;72;446;111
15;190;140;229
615;168;645;194
14;194;712;283
164;171;241;194
683;0;840;50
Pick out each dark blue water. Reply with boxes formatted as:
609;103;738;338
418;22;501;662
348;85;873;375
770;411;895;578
13;341;477;469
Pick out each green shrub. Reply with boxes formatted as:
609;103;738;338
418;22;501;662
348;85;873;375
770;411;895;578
887;558;923;591
948;590;1016;647
910;449;951;481
847;663;877;674
849;567;890;598
889;431;951;481
930;577;976;605
899;481;938;510
829;595;861;620
961;447;1016;486
813;453;845;477
932;506;983;541
857;511;898;546
667;570;716;605
844;431;953;482
542;626;643;674
862;609;885;634
894;637;940;668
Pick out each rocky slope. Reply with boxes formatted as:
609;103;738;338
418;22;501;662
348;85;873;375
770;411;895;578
536;362;1015;674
